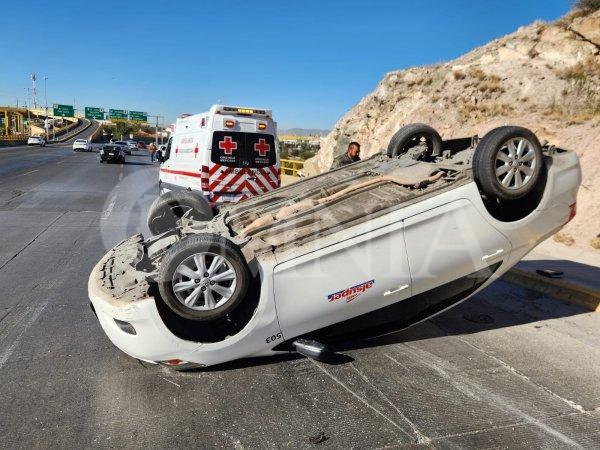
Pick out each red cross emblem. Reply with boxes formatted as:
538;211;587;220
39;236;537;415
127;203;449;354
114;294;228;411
219;136;237;155
254;138;270;157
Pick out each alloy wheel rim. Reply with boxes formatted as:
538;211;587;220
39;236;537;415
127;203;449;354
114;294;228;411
494;137;537;190
171;252;237;310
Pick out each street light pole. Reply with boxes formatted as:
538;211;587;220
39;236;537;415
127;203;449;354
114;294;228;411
44;76;49;140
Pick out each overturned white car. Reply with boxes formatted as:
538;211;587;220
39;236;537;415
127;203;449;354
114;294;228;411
88;124;581;369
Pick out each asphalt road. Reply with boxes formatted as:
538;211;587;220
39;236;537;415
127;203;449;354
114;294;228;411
0;145;599;448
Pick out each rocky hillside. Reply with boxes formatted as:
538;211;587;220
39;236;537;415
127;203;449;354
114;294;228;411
306;9;600;250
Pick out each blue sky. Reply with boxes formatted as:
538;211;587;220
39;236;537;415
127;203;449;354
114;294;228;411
0;0;571;129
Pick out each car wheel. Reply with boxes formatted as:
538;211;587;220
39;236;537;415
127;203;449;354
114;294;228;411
158;234;250;321
473;126;543;201
147;190;213;235
387;123;442;158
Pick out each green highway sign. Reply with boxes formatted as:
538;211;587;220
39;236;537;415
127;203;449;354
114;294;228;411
129;111;147;123
53;104;74;117
109;109;128;122
85;107;104;120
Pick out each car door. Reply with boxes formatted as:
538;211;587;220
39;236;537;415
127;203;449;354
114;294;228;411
404;198;511;299
273;218;412;340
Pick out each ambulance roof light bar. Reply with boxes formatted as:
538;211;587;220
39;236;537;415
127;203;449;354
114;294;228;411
212;105;271;117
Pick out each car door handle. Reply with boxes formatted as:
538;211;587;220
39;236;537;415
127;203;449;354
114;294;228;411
384;284;409;296
482;249;504;261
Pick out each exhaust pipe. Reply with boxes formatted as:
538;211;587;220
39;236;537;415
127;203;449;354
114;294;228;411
293;339;333;361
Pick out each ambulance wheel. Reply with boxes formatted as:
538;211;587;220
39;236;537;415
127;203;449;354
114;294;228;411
387;123;442;158
158;234;250;321
473;126;543;200
147;190;213;235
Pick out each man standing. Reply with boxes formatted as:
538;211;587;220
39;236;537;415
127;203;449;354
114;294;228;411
330;142;361;169
148;142;157;163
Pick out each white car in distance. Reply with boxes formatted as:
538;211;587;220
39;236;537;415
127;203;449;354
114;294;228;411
27;136;46;147
73;139;92;152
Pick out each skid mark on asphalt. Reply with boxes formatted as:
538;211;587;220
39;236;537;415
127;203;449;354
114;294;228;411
0;301;48;368
388;344;585;448
309;359;420;443
349;362;430;443
158;375;181;388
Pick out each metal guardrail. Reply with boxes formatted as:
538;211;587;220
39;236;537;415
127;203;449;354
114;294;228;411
280;158;304;177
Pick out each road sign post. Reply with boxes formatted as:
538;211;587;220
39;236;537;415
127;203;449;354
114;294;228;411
129;111;147;123
85;107;105;120
52;104;74;142
53;104;74;117
109;109;128;122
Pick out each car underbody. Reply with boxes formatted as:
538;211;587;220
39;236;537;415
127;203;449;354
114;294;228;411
97;139;478;305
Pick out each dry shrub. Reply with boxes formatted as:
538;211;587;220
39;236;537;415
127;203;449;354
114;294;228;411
477;79;504;94
550;57;600;119
553;232;575;246
574;0;600;13
468;67;487;81
453;70;466;80
590;236;600;250
457;99;514;122
558;56;600;80
528;47;539;59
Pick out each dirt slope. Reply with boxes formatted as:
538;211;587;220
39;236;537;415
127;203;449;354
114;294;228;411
306;9;600;249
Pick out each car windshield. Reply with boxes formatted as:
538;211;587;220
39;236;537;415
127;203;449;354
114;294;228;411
76;140;86;143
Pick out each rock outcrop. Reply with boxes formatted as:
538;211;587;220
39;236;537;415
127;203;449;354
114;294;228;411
306;9;600;249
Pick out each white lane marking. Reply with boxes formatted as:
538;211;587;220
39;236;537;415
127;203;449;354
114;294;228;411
118;172;123;181
0;302;48;368
20;169;39;176
102;194;117;219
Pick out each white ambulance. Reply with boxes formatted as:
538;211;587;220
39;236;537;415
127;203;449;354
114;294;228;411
149;105;280;235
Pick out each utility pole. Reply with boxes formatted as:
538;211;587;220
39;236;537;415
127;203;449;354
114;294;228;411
44;76;49;140
148;114;164;146
44;76;48;115
30;73;38;109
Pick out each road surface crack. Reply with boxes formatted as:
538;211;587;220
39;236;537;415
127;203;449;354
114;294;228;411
0;212;65;273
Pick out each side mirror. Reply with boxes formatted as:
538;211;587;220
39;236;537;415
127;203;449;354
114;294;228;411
156;150;164;162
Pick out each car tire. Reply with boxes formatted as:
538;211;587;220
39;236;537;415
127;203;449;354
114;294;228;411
387;123;442;158
473;126;544;201
147;190;213;235
158;234;250;321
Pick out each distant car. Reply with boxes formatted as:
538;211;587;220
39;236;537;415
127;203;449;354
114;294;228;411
99;145;125;164
113;140;131;155
73;139;91;152
126;140;138;151
137;141;146;149
27;136;46;147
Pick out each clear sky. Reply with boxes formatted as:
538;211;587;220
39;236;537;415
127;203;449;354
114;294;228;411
0;0;572;129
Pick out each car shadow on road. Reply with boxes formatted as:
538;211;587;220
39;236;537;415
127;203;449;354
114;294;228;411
331;278;591;354
123;161;154;166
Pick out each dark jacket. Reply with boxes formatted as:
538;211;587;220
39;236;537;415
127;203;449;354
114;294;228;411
331;152;360;170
